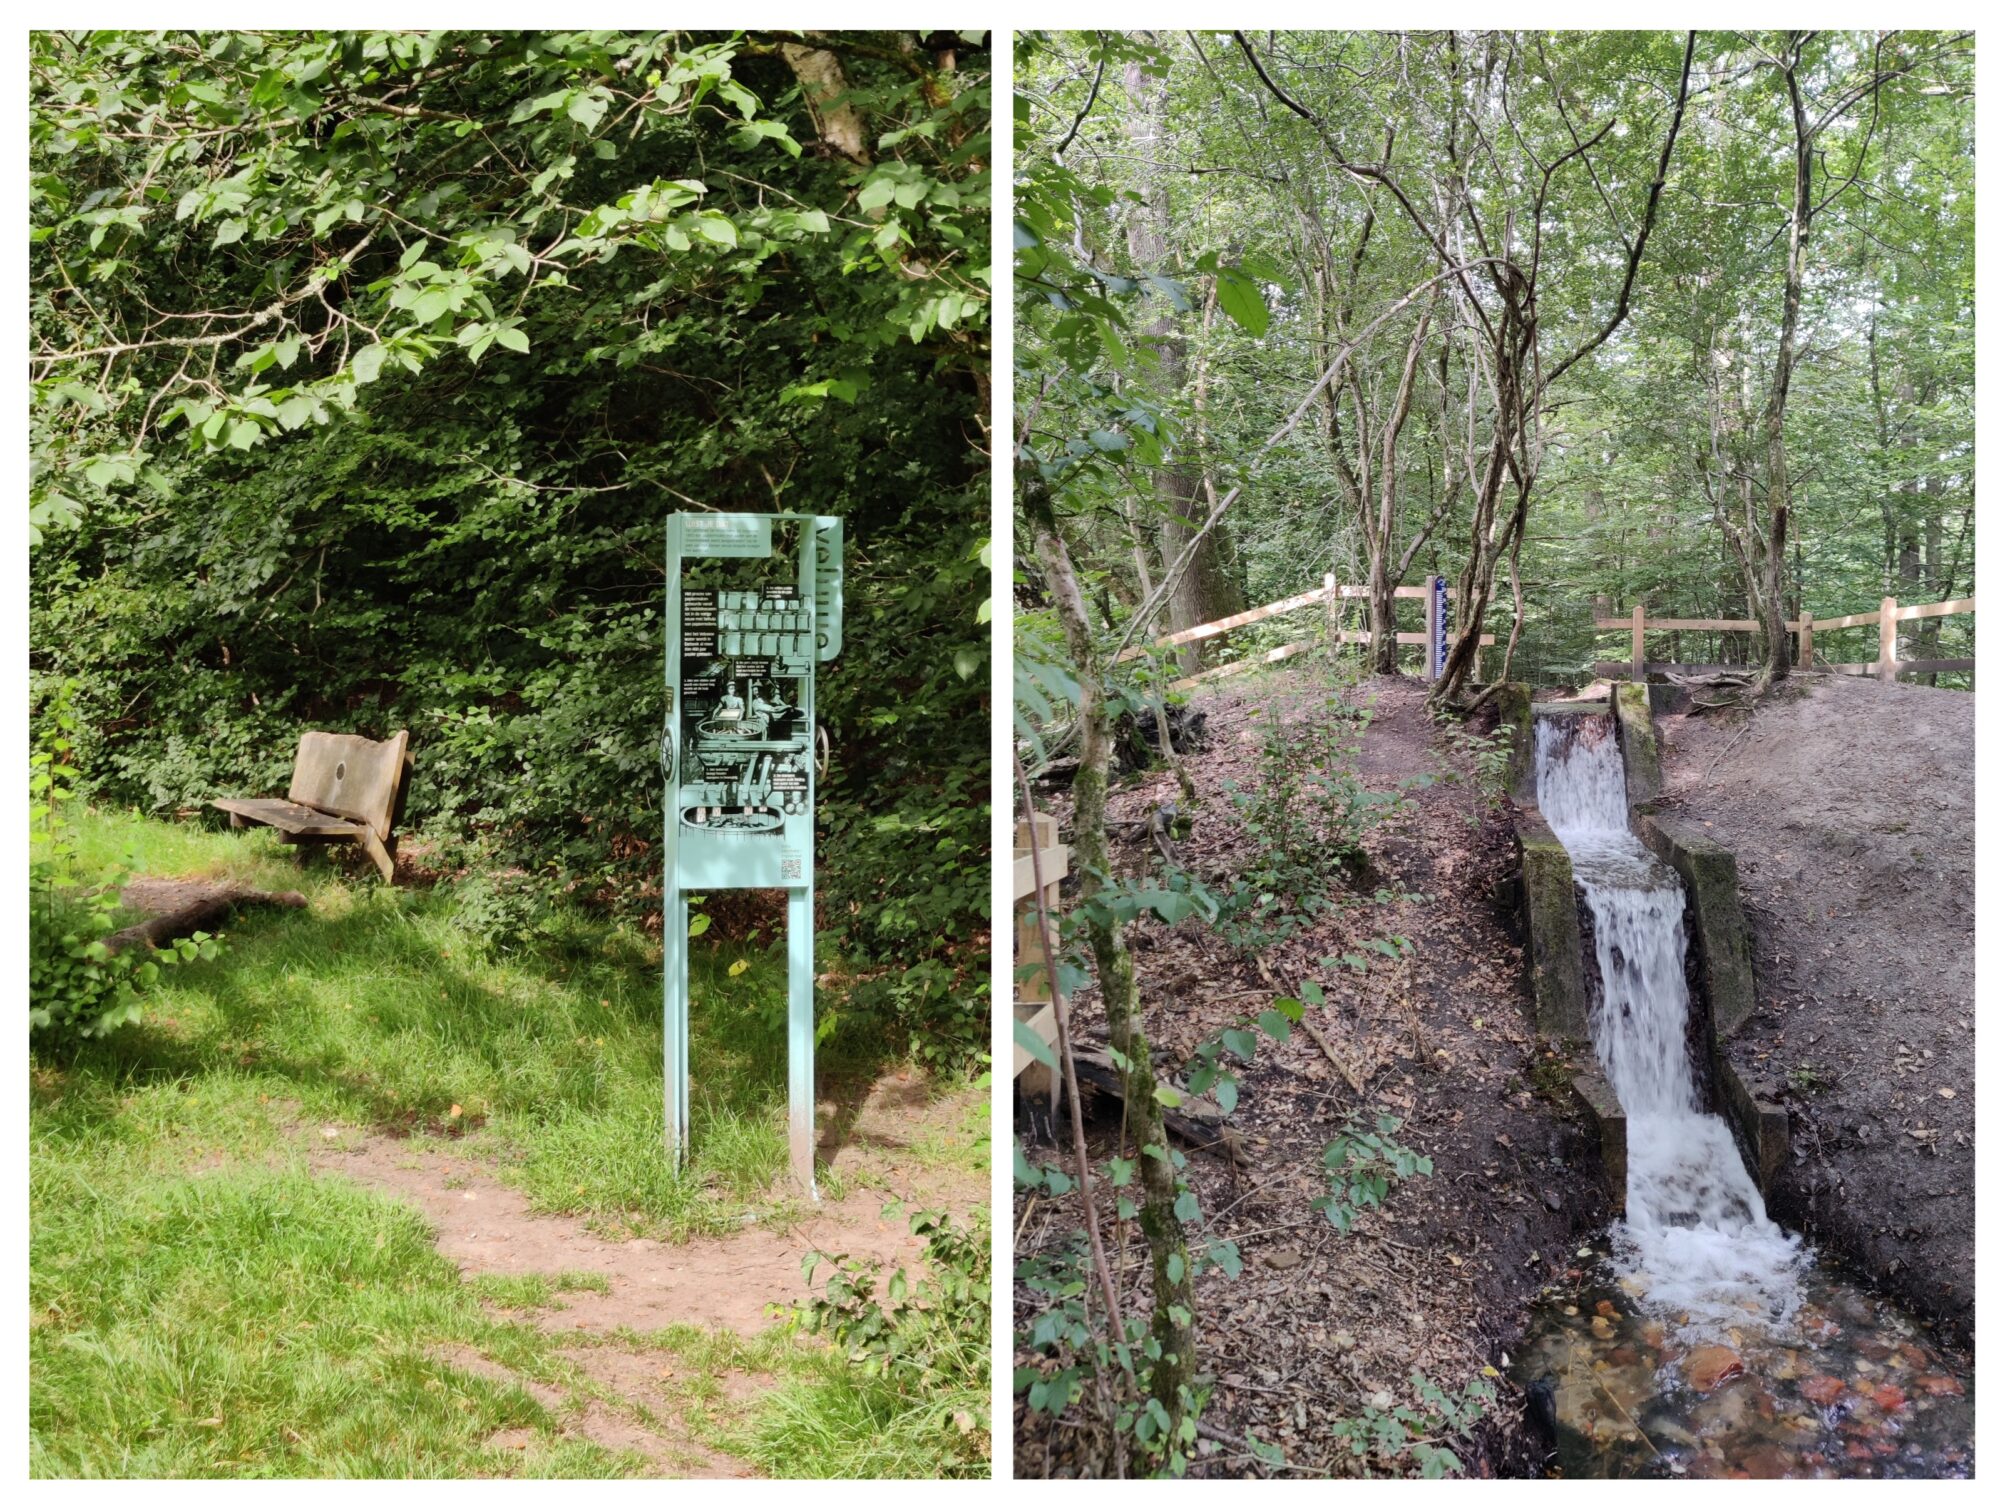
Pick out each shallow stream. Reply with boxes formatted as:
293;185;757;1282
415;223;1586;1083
1514;711;1973;1478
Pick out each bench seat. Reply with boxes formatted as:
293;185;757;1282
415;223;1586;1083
211;798;372;838
211;730;411;882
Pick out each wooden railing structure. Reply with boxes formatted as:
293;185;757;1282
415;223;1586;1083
1013;814;1065;1106
1117;573;1494;689
1594;595;1976;684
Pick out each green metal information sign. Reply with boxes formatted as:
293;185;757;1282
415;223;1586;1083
662;512;842;1193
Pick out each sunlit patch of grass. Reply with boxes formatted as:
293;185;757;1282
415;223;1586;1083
735;1353;989;1479
27;1166;631;1479
39;810;839;1241
31;808;986;1478
469;1271;614;1312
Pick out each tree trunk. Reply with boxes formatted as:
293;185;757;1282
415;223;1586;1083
1024;475;1197;1440
779;42;872;165
1124;50;1241;675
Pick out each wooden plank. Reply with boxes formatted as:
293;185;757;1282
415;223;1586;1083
1012;844;1069;904
1895;596;1976;623
1818;658;1981;676
1013;1001;1057;1079
1114;586;1329;661
1645;617;1755;631
1592;662;1764;679
288;729;409;839
1809;608;1883;632
1595;616;1805;632
210;797;363;838
1390;631;1496;646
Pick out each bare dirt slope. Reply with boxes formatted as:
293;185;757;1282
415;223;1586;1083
1655;674;1973;1345
1016;672;1608;1478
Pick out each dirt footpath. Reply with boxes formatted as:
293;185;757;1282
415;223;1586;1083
311;1073;985;1477
1655;674;1974;1345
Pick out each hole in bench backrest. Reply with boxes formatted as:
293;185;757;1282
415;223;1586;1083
335;761;347;782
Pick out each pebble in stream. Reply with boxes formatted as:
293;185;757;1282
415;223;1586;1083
1515;1241;1973;1479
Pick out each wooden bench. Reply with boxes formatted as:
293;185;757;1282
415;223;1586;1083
212;730;412;882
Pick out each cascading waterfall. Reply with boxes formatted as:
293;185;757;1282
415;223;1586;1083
1534;714;1807;1334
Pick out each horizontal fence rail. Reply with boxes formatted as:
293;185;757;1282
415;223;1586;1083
1121;574;1493;688
1593;595;1975;684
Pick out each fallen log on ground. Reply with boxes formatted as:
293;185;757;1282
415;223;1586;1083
104;878;307;956
1070;1041;1250;1169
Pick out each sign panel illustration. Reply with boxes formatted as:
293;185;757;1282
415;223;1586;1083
662;512;842;1193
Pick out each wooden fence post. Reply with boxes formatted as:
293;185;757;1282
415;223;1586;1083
1014;814;1061;1114
1878;597;1899;683
1631;604;1645;683
1798;610;1813;669
1324;572;1338;656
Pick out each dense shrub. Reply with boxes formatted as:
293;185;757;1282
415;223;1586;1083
29;32;992;1067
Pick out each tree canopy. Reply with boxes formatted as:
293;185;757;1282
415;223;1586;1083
1014;29;1973;702
30;29;993;1065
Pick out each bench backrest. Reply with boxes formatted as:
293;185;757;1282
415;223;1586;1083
287;730;411;840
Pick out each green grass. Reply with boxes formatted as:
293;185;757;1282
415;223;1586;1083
42;807;864;1240
740;1355;987;1479
31;808;989;1478
469;1271;615;1312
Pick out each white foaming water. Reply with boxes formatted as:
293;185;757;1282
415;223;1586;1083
1534;715;1807;1333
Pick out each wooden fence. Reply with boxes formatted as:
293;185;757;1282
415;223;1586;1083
1593;595;1976;684
1118;574;1493;688
1013;814;1064;1106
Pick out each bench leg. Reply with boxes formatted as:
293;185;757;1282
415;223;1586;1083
356;828;396;883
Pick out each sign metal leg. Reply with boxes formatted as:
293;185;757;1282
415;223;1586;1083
787;885;817;1197
664;891;689;1166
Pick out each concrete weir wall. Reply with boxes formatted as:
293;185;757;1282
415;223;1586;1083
1512;685;1787;1204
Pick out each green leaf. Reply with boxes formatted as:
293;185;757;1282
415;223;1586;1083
1214;1073;1238;1114
694;216;738;248
1215;266;1270;337
1013;1017;1055;1069
1013;1139;1044;1188
350;344;388;385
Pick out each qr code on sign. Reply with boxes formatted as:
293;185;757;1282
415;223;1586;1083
781;857;802;881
